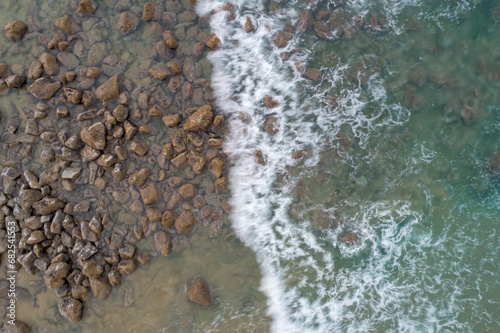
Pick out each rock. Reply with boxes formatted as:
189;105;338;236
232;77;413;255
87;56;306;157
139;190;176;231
87;67;101;78
33;198;65;215
28;77;61;99
112;163;127;180
108;268;121;286
129;140;148;156
26;230;45;244
208;157;225;178
119;244;136;259
118;12;139;35
162;210;175;229
82;260;103;278
118;259;136;275
76;0;97;16
39;53;59;76
244;16;254;33
46;262;71;279
82;91;94;107
57;52;79;70
56;106;69;118
140;182;159;205
4;21;28;42
175;210;195;234
0;63;7;77
187;278;211;306
62;87;83;104
78;243;97;260
154;231;170;256
115;146;129;160
88;42;107;66
112;191;129;203
0;320;30;332
178;184;196;200
81;145;101;162
305;68;322;81
65;134;83;150
71;285;90;302
124;120;138;140
5;75;26;88
264;95;279;108
89;276;111;300
341;231;357;243
272;31;291;48
206;33;221;49
28;60;43;80
295;10;313;34
96;153;117;167
19;189;43;209
171;152;188;169
163;31;178;48
55;15;74;35
264;116;278;135
187;151;206;175
58;297;82;322
329;9;345;30
137;252;153;264
62;167;82;179
166;60;181;74
148;63;170;80
81;122;106;150
163;114;183;127
95;73;120;102
215;176;228;190
128;168;150;186
143;2;155;21
184;104;213;131
460;105;479;125
314;21;332;39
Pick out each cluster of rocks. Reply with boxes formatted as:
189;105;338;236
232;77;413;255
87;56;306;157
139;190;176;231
0;0;233;326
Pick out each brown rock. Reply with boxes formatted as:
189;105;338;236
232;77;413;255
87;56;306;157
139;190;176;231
77;0;97;16
81;145;100;162
163;31;178;48
87;66;101;78
146;207;162;222
272;31;291;48
154;231;170;256
295;10;313;34
118;259;137;275
187;279;211;306
115;146;129;160
129;140;148;156
264;95;279;108
28;60;43;80
62;87;83;104
28;77;61;99
184;104;213;131
166;60;181;74
163;114;182;127
33;198;65;215
171;152;188;169
118;12;139;35
81;122;106;150
124;120;138;140
460;105;479;125
341;231;357;243
96;153;117;167
175;210;195;234
55;15;74;35
95;73;120;102
148;63;170;80
305;68;322;81
148;105;163;117
206;33;221;49
5;75;26;88
329;9;345;30
140;182;159;205
178;184;196;200
0;320;31;332
264;116;279;135
89;276;112;300
128;168;150;186
208;157;225;178
215;177;228;190
142;2;155;21
187;151;206;175
162;210;175;229
245;16;254;33
58;297;82;322
4;20;28;42
0;63;7;77
314;21;332;39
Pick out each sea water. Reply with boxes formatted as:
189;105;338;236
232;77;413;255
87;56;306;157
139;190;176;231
199;0;500;331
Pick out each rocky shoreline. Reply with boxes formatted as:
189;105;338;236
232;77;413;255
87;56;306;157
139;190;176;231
0;0;232;330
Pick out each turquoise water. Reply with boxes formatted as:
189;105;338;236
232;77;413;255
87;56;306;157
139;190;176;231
201;0;500;331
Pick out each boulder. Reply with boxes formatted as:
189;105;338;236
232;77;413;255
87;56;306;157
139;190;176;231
187;278;211;306
4;21;28;42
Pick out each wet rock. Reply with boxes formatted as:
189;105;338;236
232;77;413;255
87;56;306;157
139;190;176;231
89;276;111;300
112;191;129;203
28;77;61;99
39;53;58;76
2;167;21;180
62;87;83;104
78;242;97;260
62;167;82;179
245;16;254;33
58;297;82;322
112;163;127;180
129;140;148;156
187;151;206;175
0;63;7;77
119;244;136;259
175;210;195;234
171;152;187;169
162;210;175;229
118;259;136;275
81;122;106;150
96;154;117;167
264;116;278;135
314;21;332;39
184;104;213;131
140;182;159;205
272;31;291;48
56;106;69;118
128;168;150;186
71;285;90;303
215;176;228;190
77;0;97;16
187;278;211;306
28;60;43;80
206;33;221;49
0;320;31;332
108;268;121;287
57;52;79;70
264;95;279;108
163;31;178;48
142;2;155;21
305;68;322;81
55;15;74;35
124;120;138;140
46;262;71;279
95;73;120;102
154;231;170;256
166;60;181;74
115;146;129;160
119;12;139;35
5;75;26;88
4;20;28;42
341;231;357;243
65;134;83;150
19;189;43;209
33;198;65;215
208;157;225;178
178;184;196;200
329;8;345;30
26;230;45;244
163;114;182;127
81;146;100;162
295;10;313;34
82;260;103;279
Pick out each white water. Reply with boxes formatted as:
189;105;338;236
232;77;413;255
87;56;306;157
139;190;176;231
197;0;499;331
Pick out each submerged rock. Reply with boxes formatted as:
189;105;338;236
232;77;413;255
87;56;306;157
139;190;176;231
187;278;211;306
95;73;120;102
28;77;61;99
81;122;106;150
4;20;28;42
58;297;83;322
77;0;97;16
